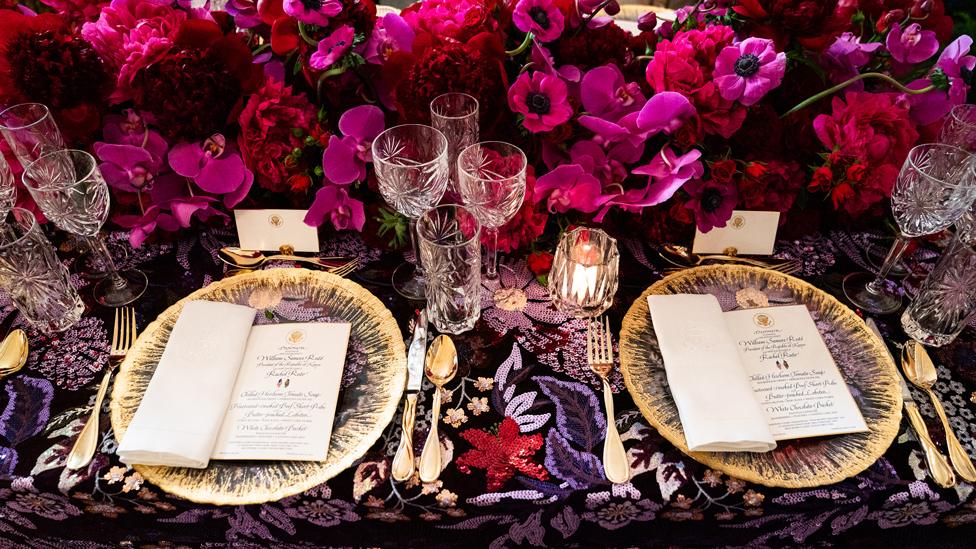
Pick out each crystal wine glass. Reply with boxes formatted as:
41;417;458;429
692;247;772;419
371;124;450;300
843;143;976;314
0;103;65;166
0;153;15;219
430;93;479;195
22;149;147;306
940;104;976;243
457;141;527;281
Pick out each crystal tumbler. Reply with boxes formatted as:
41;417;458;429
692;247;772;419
902;235;976;347
417;204;481;334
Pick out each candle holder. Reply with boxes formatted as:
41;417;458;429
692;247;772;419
548;227;619;318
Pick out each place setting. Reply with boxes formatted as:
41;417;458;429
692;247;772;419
1;0;976;546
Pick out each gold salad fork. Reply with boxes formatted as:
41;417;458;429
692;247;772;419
67;307;137;470
587;316;631;484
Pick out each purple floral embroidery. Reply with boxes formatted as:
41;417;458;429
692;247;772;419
481;260;566;337
23;317;109;391
868;482;953;528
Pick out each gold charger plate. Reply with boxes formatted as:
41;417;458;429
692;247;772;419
110;269;406;505
619;265;902;488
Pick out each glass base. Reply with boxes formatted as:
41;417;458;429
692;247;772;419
901;309;961;347
93;269;148;307
78;239;129;280
392;262;426;301
842;272;902;315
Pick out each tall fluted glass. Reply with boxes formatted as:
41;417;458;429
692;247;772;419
417;204;481;334
843;144;976;314
0;208;82;333
430;93;479;195
457;141;527;281
372;124;450;300
0;153;15;218
901;235;976;347
941;104;976;244
22;149;147;307
0;103;65;167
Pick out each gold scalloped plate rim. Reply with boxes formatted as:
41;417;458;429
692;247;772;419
110;268;406;505
619;265;902;488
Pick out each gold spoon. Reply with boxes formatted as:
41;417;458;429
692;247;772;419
418;335;457;483
903;341;976;482
660;244;779;269
217;247;345;270
0;329;29;378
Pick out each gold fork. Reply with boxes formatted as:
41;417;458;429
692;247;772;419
587;316;631;484
67;307;137;470
327;257;359;277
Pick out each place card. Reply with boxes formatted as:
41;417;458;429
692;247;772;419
692;210;780;256
234;209;319;253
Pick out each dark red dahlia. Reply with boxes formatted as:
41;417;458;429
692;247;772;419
733;0;855;51
554;22;635;71
330;0;377;38
131;20;262;141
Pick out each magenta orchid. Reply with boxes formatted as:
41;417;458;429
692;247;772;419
322;105;385;185
168;133;253;208
907;35;976;125
512;0;564;43
93;143;159;193
113;173;228;248
283;0;342;26
310;25;355;71
580;65;645;121
822;33;882;86
534;164;607;213
305;185;366;231
101;110;169;163
602;146;704;216
529;41;581;82
508;71;573;133
713;38;786;106
364;13;415;65
683;178;738;232
636;91;697;135
886;22;939;65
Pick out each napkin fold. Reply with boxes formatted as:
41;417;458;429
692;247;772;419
648;294;776;452
117;300;257;468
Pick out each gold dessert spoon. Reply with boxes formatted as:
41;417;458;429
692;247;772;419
418;335;457;483
903;341;976;482
0;329;28;378
218;246;346;270
660;244;784;269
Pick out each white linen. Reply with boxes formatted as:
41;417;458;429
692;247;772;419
117;300;257;468
648;294;776;452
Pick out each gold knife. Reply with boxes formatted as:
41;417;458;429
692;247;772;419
865;319;955;488
392;310;427;482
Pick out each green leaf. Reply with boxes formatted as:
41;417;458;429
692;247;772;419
375;207;409;249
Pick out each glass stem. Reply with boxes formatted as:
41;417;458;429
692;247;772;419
867;235;911;295
88;235;127;290
485;227;499;279
409;218;423;276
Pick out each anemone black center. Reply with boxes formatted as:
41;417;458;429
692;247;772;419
526;92;551;115
734;54;761;77
528;6;551;30
701;188;724;213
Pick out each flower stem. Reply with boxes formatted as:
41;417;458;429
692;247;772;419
297;22;319;47
782;72;936;117
506;32;534;56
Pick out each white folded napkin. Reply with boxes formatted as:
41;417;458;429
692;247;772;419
117;300;257;468
648;294;776;452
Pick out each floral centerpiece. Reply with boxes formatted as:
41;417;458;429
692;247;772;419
0;0;971;252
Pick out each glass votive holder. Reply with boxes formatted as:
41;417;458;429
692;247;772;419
548;227;619;318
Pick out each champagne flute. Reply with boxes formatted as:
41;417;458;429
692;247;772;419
430;93;479;195
22;149;147;307
843;143;976;314
371;124;450;300
457;141;527;281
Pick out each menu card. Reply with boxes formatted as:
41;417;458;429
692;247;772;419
118;301;350;467
648;295;866;451
212;323;350;460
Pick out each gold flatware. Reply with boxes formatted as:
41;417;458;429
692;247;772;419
67;307;137;470
392;310;428;482
0;329;28;378
587;316;630;484
663;260;801;277
903;341;976;482
218;246;348;270
418;335;457;483
327;257;360;277
660;244;785;269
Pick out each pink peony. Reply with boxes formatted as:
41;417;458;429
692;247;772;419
401;0;501;43
237;76;316;194
813;91;919;168
713;37;786;106
507;71;573;133
81;0;187;103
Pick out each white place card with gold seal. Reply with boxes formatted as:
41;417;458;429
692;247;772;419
235;209;320;253
692;210;780;256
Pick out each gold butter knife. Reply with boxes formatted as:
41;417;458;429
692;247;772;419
392;310;427;482
865;319;954;488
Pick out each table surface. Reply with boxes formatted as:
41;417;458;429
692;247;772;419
1;228;975;548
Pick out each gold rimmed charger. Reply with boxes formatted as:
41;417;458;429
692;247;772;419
619;265;902;488
110;269;406;505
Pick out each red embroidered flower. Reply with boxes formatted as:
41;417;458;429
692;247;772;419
455;417;548;492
